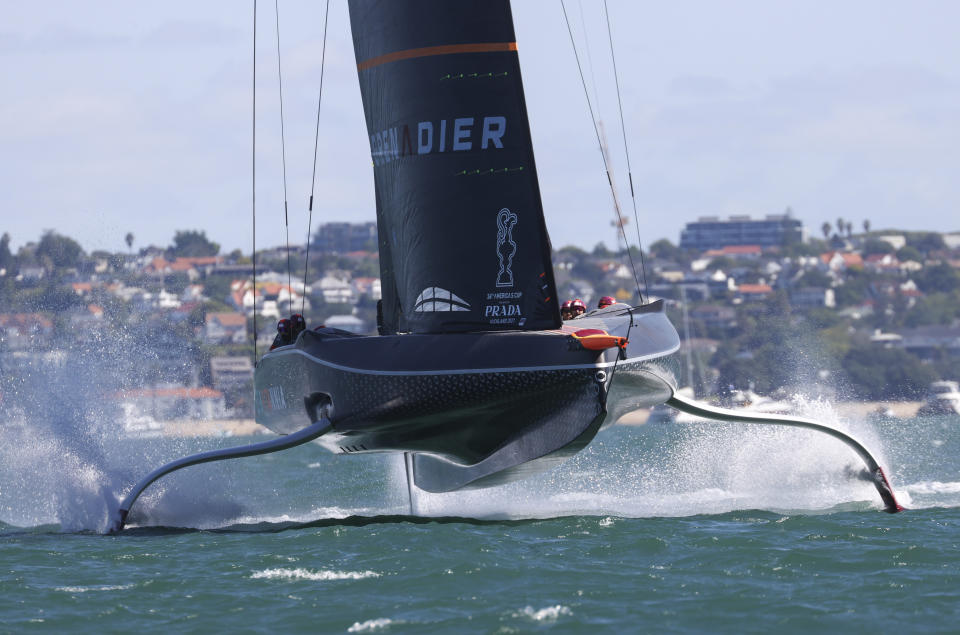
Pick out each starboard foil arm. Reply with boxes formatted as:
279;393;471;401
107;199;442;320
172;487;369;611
108;419;333;533
666;392;903;513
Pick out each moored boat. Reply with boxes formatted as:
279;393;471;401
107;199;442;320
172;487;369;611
917;381;960;417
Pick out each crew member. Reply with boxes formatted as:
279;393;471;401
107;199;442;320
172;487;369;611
570;298;586;318
560;300;574;320
270;318;292;350
290;313;306;339
598;296;616;309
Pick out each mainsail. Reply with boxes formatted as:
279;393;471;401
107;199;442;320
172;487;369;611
349;0;561;334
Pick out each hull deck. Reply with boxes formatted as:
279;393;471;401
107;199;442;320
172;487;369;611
254;302;680;491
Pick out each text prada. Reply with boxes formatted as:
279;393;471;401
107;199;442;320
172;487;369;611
484;304;521;318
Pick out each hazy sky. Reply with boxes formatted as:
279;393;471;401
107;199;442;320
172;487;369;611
2;1;959;256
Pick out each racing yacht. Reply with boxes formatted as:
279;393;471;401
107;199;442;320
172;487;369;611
251;0;681;492
110;0;900;531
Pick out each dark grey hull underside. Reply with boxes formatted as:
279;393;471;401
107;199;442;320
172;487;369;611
254;303;679;492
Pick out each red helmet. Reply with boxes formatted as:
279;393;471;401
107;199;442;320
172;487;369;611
598;296;615;308
571;299;586;311
561;300;573;309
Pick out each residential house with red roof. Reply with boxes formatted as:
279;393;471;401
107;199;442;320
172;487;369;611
146;256;223;281
820;251;863;272
864;253;901;273
205;312;248;345
734;283;773;303
229;280;302;318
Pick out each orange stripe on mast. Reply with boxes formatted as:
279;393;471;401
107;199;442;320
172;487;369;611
357;42;517;71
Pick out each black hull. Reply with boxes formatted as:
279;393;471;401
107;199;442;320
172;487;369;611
255;303;679;492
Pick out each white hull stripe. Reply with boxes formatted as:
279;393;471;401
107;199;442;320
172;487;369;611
264;341;680;377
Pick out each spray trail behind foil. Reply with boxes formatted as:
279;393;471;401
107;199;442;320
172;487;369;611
0;322;248;533
393;395;912;519
0;331;124;531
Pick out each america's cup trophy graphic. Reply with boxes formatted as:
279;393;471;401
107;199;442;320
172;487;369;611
496;208;518;288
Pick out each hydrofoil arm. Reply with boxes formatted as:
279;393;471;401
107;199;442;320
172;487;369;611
108;419;332;533
667;393;903;513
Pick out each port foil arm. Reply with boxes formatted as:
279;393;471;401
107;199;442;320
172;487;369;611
666;393;903;513
109;419;333;533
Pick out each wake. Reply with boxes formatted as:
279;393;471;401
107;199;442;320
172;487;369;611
393;396;940;520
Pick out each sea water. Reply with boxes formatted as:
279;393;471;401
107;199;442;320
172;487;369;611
2;409;959;632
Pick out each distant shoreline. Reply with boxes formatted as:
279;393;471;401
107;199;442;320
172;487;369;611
157;419;270;438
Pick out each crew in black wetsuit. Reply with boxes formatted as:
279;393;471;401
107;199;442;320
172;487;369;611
270;318;292;350
290;313;306;339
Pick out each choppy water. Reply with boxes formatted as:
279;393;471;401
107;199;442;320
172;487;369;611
2;409;959;632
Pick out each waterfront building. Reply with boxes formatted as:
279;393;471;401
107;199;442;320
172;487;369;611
680;214;805;251
313;222;378;254
112;387;227;421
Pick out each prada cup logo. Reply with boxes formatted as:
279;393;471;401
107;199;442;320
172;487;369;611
496;208;518;288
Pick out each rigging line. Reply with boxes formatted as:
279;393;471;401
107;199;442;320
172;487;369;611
303;0;331;316
252;0;258;364
274;0;293;303
603;0;649;303
577;0;602;113
605;305;634;401
578;1;627;256
560;0;644;300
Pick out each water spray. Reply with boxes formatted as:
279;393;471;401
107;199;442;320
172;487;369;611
667;392;903;513
108;419;332;533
